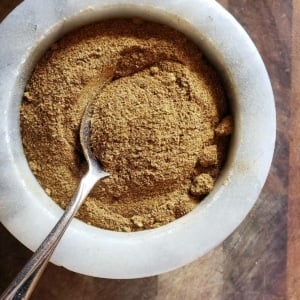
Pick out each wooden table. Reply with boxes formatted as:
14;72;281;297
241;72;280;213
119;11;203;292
0;1;298;299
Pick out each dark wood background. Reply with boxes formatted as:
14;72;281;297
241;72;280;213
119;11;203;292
0;0;298;299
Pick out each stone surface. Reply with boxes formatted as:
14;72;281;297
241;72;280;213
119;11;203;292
0;0;275;279
0;0;297;299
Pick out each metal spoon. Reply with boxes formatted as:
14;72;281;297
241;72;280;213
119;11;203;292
1;71;113;300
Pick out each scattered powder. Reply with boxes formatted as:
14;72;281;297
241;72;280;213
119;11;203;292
20;19;233;232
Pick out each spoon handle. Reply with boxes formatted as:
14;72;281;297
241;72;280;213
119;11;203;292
1;170;103;300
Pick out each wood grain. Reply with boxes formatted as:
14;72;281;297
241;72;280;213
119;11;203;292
288;1;300;299
0;0;22;21
0;1;297;299
223;1;291;299
216;0;228;8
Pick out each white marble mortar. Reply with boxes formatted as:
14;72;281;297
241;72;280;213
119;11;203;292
0;0;275;279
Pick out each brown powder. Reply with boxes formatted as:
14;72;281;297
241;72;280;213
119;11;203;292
20;18;233;232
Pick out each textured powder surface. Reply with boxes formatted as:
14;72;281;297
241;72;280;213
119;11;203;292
20;19;232;232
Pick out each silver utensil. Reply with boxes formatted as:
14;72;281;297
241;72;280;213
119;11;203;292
1;71;113;300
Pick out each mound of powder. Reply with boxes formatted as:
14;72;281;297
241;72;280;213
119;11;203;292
91;61;218;199
21;18;232;231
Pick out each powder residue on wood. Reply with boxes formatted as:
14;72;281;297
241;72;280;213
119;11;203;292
20;19;233;232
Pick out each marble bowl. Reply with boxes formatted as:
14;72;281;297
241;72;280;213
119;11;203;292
0;0;275;279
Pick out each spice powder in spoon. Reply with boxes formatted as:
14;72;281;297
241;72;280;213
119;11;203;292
21;18;233;232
